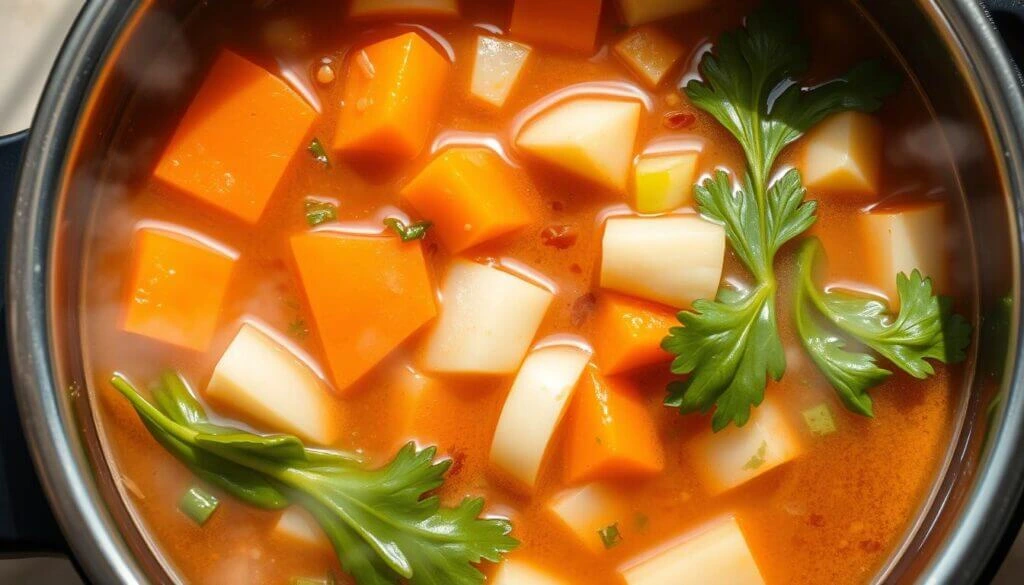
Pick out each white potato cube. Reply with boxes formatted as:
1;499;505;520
549;484;624;551
206;323;338;445
613;26;686;88
490;344;591;491
633;152;699;213
471;36;532;108
860;201;948;304
421;260;554;374
620;516;765;585
492;560;565;585
618;0;710;25
516;98;642;193
802;111;883;196
688;402;801;494
600;215;725;308
274;507;330;549
349;0;458;18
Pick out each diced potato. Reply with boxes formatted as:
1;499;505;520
548;483;625;551
401;148;534;253
334;32;450;159
492;560;565;585
618;0;711;26
801;111;883;197
206;323;339;445
565;366;664;483
349;0;458;19
490;344;591;491
688;402;801;494
620;516;765;585
471;36;532;108
420;260;554;374
600;215;725;308
613;26;686;88
291;232;437;393
859;201;948;304
153;51;316;224
592;294;676;374
274;507;330;548
517;98;642;193
122;229;235;352
510;0;602;53
632;152;699;214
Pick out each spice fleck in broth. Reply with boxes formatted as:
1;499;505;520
80;1;973;584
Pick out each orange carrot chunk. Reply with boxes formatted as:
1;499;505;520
510;0;603;54
290;232;437;393
401;148;534;253
334;32;450;160
122;229;236;352
592;293;676;375
154;50;316;224
566;365;664;483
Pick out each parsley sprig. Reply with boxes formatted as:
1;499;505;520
662;4;900;430
111;372;517;585
794;239;970;415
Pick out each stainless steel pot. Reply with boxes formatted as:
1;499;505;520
2;1;1023;583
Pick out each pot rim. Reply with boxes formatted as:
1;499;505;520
7;1;1024;584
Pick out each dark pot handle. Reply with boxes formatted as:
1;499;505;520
985;0;1024;76
0;131;68;556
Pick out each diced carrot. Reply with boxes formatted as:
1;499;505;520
333;32;450;159
400;148;534;253
592;293;676;375
565;366;664;483
290;231;437;393
509;0;603;54
122;229;236;351
154;50;316;224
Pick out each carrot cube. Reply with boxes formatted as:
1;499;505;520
334;32;450;160
290;232;437;393
401;148;534;253
122;229;236;351
510;0;603;54
154;50;316;224
565;366;664;483
592;294;676;375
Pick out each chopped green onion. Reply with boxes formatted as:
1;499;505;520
802;404;838;436
304;199;337;226
598;523;621;549
308;138;330;166
178;485;219;526
383;217;432;242
742;440;768;470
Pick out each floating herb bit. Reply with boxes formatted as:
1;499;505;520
801;404;838;436
598;523;622;549
304;199;337;226
179;485;219;526
742;441;768;471
288;318;310;340
308;137;330;166
384;217;433;242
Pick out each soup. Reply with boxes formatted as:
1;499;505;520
80;1;974;584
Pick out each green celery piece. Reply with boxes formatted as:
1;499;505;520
111;373;517;585
801;404;838;436
305;199;338;227
308;138;330;167
178;485;219;526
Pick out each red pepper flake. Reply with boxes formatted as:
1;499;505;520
540;224;578;249
570;293;597;328
663;110;696;130
446;448;467;478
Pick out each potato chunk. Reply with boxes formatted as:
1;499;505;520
548;483;625;552
206;323;339;445
620;516;765;585
490;344;591;491
860;201;948;303
618;0;711;25
349;0;458;18
420;261;554;374
493;560;565;585
613;26;686;88
471;36;532;108
600;215;725;308
632;152;699;213
688;401;801;494
517;98;642;193
801;111;883;197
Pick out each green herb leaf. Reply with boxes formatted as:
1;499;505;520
179;485;219;525
598;523;621;549
664;2;899;430
384;218;432;242
308;138;330;167
111;372;517;585
305;199;338;227
742;441;768;470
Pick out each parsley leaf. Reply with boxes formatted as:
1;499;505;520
742;441;768;470
305;199;338;226
663;2;899;430
111;372;517;585
598;523;621;549
384;218;432;242
308;138;330;167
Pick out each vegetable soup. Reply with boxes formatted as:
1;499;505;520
81;1;974;584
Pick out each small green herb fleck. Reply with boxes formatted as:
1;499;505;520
304;199;337;227
384;218;433;242
801;404;837;436
288;319;310;340
308;138;330;166
598;523;621;549
178;485;219;526
742;441;768;471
